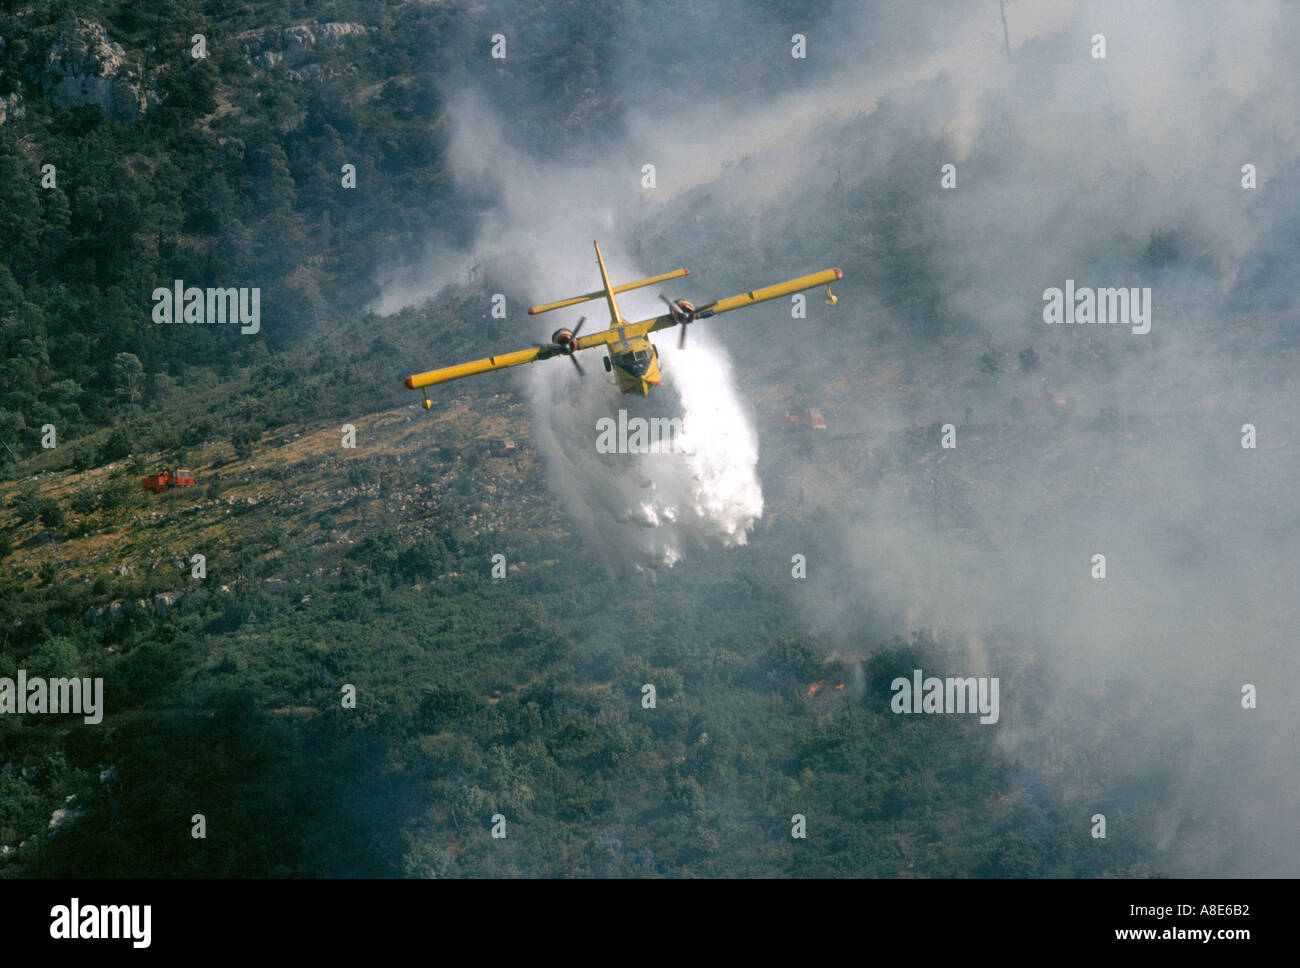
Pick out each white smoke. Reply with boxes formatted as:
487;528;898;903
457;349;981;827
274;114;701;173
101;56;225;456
365;0;1300;873
528;322;762;573
374;91;763;572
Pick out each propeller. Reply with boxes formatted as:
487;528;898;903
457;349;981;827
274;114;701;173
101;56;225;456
566;316;587;375
535;317;586;376
659;294;695;349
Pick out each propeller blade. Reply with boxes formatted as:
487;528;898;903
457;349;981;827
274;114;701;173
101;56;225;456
569;353;585;377
572;316;586;337
661;292;690;347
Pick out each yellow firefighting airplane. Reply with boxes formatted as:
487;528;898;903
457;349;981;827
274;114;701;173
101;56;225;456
404;241;842;407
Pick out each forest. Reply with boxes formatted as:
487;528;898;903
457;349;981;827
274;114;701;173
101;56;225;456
5;0;1294;878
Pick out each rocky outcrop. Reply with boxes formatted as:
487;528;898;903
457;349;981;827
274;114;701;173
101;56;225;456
0;92;24;126
153;590;184;615
86;587;211;624
32;17;158;122
235;22;367;82
237;22;368;67
48;796;86;832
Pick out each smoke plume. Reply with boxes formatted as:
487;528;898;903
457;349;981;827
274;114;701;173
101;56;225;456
375;90;764;572
375;0;1300;875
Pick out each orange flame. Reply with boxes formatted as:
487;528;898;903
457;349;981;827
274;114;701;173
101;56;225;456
807;682;824;697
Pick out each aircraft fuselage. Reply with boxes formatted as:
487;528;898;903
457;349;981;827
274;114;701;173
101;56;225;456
607;334;661;395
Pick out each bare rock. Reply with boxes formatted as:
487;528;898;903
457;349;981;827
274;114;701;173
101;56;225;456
33;18;159;122
154;590;185;616
0;92;24;126
236;22;368;73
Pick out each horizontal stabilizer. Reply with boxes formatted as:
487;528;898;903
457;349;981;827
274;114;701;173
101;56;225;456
529;267;690;315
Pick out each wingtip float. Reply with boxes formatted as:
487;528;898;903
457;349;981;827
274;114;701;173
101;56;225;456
404;241;842;407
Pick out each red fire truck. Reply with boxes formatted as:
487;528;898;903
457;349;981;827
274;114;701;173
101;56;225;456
141;468;195;492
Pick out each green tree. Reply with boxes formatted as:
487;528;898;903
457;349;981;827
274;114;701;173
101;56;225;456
112;352;145;409
37;499;65;529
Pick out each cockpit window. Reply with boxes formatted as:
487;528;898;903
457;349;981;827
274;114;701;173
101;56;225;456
617;349;652;376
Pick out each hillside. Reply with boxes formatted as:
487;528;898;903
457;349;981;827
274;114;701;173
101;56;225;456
0;372;1168;876
3;0;1298;880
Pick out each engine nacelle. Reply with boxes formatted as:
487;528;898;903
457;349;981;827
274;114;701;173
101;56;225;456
668;299;696;324
551;328;575;349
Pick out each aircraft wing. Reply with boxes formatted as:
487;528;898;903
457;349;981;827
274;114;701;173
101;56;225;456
405;346;554;390
404;265;843;391
625;267;843;338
